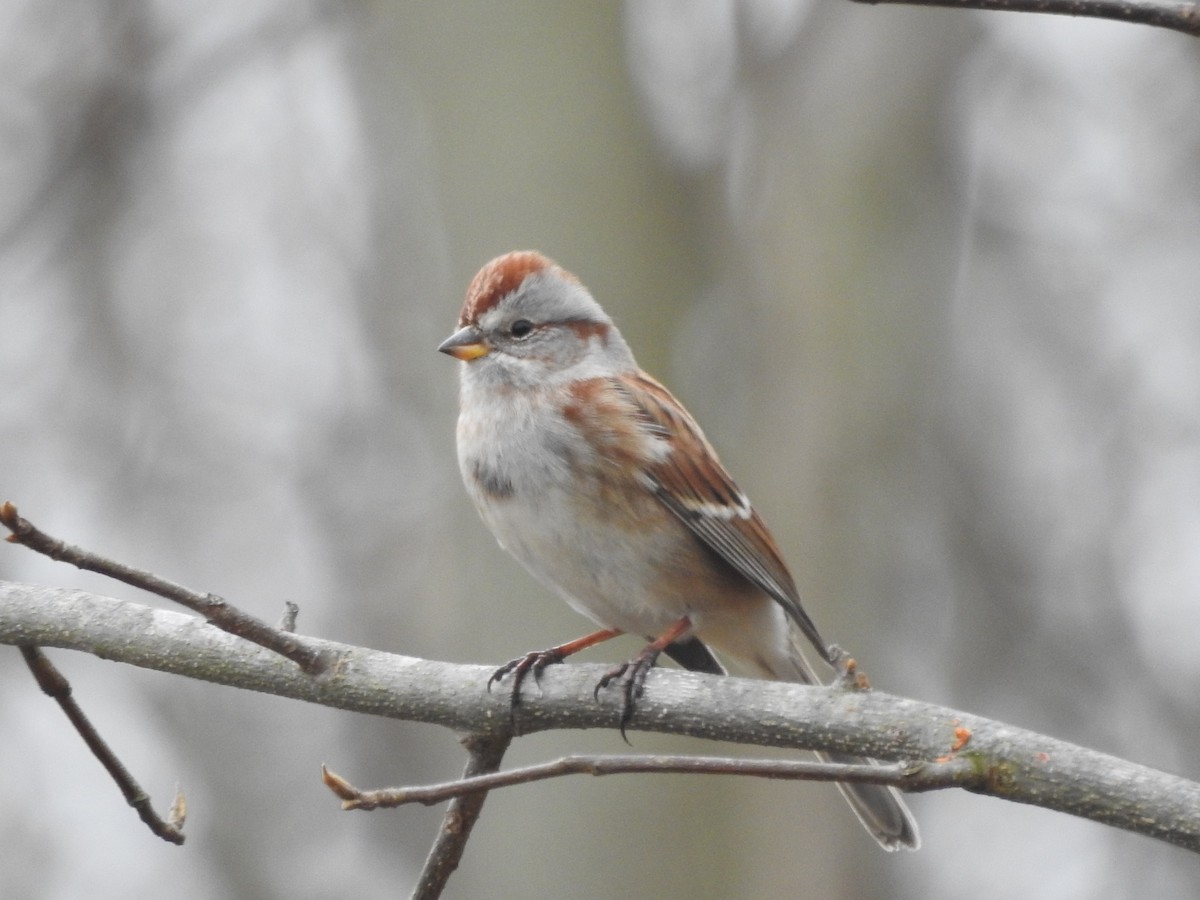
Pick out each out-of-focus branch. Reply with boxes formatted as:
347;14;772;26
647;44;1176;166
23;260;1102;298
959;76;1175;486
2;581;1199;853
848;0;1200;37
19;644;187;844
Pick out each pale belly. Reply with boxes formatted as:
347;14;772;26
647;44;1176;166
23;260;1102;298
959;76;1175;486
454;380;799;676
476;485;694;636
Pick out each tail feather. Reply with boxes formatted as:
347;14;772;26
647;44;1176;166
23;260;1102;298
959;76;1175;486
748;629;921;851
670;624;919;850
820;751;920;851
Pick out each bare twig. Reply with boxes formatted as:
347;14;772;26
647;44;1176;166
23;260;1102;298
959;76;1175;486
324;735;515;898
322;753;974;811
412;734;512;900
3;583;1200;853
1;501;332;674
848;0;1200;38
278;601;300;633
19;645;186;845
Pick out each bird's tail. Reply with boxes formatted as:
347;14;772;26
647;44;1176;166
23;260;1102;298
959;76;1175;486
817;750;920;851
769;633;920;851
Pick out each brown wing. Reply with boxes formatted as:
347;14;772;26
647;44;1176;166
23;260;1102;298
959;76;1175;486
612;371;831;664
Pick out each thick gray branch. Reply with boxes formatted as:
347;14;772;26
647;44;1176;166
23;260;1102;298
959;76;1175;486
2;581;1198;852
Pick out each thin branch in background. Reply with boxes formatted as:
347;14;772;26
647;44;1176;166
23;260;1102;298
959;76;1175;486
19;645;187;845
849;0;1200;38
278;601;300;633
325;734;516;898
0;501;332;674
412;733;512;900
323;753;975;811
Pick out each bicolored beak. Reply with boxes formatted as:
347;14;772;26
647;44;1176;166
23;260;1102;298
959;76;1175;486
437;325;490;361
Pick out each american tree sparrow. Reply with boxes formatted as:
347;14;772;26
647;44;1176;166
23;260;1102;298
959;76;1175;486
438;251;919;851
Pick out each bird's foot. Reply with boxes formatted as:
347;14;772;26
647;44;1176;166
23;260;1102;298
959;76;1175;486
594;646;661;743
488;647;566;710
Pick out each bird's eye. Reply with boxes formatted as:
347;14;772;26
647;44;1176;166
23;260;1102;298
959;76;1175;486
509;319;534;339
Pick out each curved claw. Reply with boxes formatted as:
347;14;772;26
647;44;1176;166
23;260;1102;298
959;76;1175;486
486;662;515;693
594;653;657;743
591;617;692;742
592;662;626;701
488;648;566;710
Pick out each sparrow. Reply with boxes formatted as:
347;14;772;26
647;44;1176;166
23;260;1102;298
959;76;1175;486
438;250;919;850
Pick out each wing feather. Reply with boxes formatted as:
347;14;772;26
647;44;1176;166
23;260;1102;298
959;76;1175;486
612;372;831;663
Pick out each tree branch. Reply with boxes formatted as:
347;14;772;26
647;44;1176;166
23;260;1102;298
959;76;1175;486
848;0;1200;37
2;581;1199;853
0;501;332;674
406;733;512;900
19;644;187;844
322;754;976;810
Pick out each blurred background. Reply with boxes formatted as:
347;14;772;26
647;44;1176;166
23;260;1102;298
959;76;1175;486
2;2;1199;897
